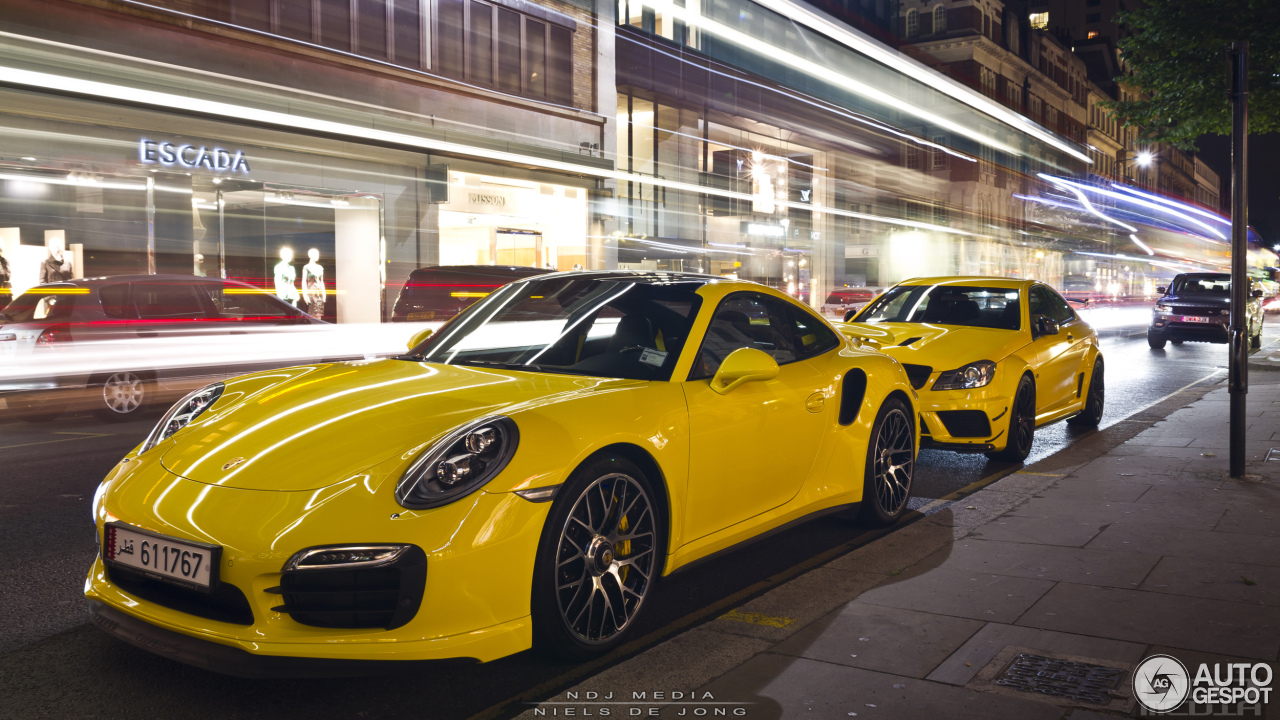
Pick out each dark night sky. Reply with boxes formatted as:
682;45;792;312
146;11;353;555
1193;132;1280;247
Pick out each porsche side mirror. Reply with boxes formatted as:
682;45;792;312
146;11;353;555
843;308;859;322
1032;314;1060;338
710;347;779;395
1156;286;1167;295
406;327;434;350
1252;289;1264;298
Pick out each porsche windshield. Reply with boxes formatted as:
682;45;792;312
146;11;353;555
857;285;1021;330
404;276;704;380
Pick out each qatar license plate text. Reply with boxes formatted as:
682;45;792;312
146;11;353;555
1179;315;1210;323
104;523;215;590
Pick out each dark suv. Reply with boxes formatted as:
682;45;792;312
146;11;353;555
1147;273;1264;349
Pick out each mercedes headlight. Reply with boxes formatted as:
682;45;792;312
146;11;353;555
932;360;996;391
140;382;224;454
395;416;519;509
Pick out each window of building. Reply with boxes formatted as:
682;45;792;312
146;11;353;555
207;0;573;106
905;143;921;170
1087;30;1099;39
1086;12;1101;23
933;5;947;34
905;9;918;38
932;136;948;170
1087;0;1101;5
983;13;991;37
1029;11;1048;30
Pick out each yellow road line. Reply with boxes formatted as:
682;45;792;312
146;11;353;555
1015;471;1065;477
719;610;795;628
0;432;112;450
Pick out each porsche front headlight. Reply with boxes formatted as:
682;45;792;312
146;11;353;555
932;360;996;391
395;416;519;509
140;382;225;454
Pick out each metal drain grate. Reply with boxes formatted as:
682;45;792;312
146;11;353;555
995;654;1125;704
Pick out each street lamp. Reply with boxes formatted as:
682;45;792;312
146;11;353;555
1135;150;1155;167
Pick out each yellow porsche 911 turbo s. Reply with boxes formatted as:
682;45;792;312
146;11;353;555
844;277;1103;462
86;271;918;676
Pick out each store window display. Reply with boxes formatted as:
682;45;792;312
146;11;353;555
273;247;299;307
301;248;325;318
39;234;73;284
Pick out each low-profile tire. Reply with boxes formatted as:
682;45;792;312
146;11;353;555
1067;358;1105;427
858;397;915;527
1148;330;1167;349
1252;331;1262;350
532;455;664;659
92;371;149;422
988;375;1035;462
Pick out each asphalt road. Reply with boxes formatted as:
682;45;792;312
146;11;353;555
0;323;1272;719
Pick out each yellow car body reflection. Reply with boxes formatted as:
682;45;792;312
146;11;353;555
844;277;1104;461
87;272;918;674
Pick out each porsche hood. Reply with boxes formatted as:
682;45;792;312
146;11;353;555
853;322;1027;370
157;359;627;491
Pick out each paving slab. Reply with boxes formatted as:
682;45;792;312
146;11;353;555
1016;583;1280;660
916;538;1161;589
697;654;1064;720
926;622;1147;687
924;490;1028;533
1086;522;1280;568
1006;495;1227;530
1139;555;1280;606
968;515;1108;547
853;565;1056;624
1216;505;1280;536
1033;478;1152;504
772;603;984;679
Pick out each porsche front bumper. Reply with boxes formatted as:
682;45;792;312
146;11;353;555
86;464;552;671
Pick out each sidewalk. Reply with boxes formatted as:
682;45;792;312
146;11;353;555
518;380;1280;719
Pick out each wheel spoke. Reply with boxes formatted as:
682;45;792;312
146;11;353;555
555;472;656;645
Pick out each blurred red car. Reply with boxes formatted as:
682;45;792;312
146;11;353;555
822;287;880;320
1;275;323;422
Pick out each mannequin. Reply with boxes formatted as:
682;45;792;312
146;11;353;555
39;236;73;284
273;247;299;307
301;248;325;318
193;253;207;278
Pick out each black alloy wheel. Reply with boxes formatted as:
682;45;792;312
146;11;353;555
1147;330;1167;350
532;456;662;658
989;375;1035;462
858;398;915;527
1067;359;1105;427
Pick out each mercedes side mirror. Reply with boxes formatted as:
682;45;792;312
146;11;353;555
710;347;779;395
843;308;859;322
406;327;434;351
1032;314;1060;338
1252;289;1264;298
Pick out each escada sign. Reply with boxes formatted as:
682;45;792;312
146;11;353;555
139;138;251;174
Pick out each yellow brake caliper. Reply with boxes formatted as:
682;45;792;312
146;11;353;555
615;514;631;582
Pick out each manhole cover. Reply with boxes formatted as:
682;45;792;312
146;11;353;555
996;653;1126;704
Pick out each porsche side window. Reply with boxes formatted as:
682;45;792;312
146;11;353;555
693;294;802;379
787;305;841;358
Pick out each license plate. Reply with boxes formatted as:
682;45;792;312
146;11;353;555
1179;315;1210;323
104;522;219;591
